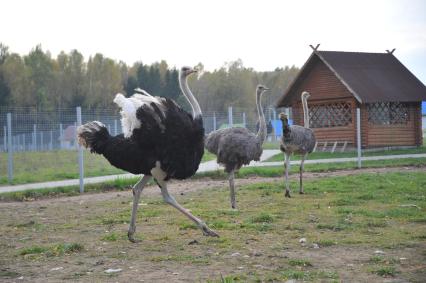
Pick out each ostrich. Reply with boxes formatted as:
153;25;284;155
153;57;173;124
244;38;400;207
279;91;316;198
77;66;219;242
205;85;270;209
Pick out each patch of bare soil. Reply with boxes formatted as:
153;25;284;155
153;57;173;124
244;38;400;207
0;166;425;282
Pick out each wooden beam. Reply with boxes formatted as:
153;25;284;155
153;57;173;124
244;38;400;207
386;48;396;54
309;44;320;51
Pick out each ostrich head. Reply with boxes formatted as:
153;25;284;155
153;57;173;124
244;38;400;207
279;112;288;121
301;91;311;100
180;66;198;77
256;84;270;96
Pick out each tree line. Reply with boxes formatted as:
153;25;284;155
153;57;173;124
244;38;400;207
0;43;299;113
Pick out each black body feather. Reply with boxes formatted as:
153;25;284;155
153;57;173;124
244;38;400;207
78;98;204;180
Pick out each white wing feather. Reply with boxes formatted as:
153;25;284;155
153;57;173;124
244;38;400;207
113;91;166;138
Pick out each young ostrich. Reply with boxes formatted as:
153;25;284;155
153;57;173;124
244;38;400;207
280;91;316;198
205;85;270;209
77;66;219;242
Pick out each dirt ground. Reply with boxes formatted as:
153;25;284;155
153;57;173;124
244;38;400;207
0;166;425;282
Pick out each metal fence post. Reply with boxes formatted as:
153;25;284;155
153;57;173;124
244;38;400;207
3;126;6;151
59;123;63;149
213;112;217;131
76;107;84;193
7;113;13;183
40;131;44;151
357;108;362;168
49;131;53;150
33;124;37;151
228;106;233;127
242;112;246;128
114;119;118;136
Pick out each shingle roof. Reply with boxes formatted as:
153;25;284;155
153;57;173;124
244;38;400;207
276;50;426;106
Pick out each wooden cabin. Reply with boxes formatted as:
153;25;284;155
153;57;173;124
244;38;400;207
275;48;426;148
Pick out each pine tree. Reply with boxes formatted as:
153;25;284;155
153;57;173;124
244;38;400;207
125;76;138;96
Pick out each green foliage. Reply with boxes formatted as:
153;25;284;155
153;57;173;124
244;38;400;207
0;43;299;112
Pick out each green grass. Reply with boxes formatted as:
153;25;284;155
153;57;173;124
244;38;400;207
372;266;397;277
1;170;425;282
265;145;426;162
0;177;141;202
288;259;313;267
19;243;83;257
101;232;119;242
1;156;425;202
249;212;274;223
0;149;216;185
196;157;426;180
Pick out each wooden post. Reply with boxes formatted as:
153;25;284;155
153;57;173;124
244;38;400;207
309;44;321;51
331;141;337;153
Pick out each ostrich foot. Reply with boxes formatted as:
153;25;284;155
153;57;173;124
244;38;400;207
201;224;220;237
299;191;305;195
127;228;139;243
285;190;291;198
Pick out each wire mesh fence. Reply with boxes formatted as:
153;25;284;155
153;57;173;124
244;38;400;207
0;106;281;185
2;106;422;187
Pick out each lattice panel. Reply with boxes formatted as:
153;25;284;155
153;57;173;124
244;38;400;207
309;102;352;128
367;102;409;125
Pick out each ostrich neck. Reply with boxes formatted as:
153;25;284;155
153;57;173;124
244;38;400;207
179;74;202;118
302;95;310;128
256;93;267;143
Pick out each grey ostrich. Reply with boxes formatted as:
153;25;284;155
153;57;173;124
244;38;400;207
205;85;270;209
279;91;316;198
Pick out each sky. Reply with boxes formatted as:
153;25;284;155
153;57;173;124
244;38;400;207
1;0;425;82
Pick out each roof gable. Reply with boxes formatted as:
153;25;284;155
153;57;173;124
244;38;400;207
276;50;426;107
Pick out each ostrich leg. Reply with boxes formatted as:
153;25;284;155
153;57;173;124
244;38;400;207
228;170;237;209
128;175;152;243
158;181;219;237
284;152;291;198
299;153;308;194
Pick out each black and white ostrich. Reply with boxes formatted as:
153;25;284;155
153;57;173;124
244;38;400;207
279;91;316;198
205;85;270;209
77;66;219;242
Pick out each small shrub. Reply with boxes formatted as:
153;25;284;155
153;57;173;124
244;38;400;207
317;239;336;247
101;233;118;242
19;246;48;255
369;256;384;263
373;266;396;277
288;259;313;267
250;213;274;223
